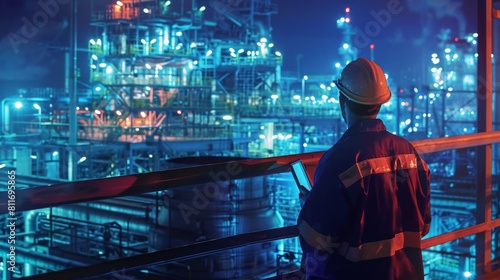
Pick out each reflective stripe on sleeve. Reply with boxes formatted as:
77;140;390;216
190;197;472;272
297;217;340;252
337;231;422;262
338;154;425;188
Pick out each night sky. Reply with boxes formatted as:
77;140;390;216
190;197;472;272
0;0;477;96
272;0;477;84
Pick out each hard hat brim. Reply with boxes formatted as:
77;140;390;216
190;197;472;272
334;79;391;105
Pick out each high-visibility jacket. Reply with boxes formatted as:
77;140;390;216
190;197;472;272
298;119;431;280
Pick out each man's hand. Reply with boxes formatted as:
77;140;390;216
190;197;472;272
298;185;310;207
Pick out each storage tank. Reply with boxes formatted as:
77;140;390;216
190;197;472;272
149;157;284;279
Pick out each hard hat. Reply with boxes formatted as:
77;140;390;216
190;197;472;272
334;58;391;105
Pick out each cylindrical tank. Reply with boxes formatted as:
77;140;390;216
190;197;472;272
149;157;284;279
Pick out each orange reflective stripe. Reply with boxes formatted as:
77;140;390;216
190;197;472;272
297;217;340;252
338;154;422;188
337;231;422;262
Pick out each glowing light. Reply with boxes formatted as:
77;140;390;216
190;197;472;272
175;31;182;36
271;94;279;99
238;49;244;53
293;95;301;100
345;17;350;23
259;134;265;139
91;54;98;60
156;64;163;70
145;63;152;69
303;75;308;81
150;38;157;44
94;110;101;115
96;39;102;46
33;104;41;110
206;50;213;56
116;111;122;116
343;43;349;49
14;102;22;109
143;8;150;13
275;51;282;56
199;6;206;12
106;66;113;74
141;39;147;44
176;110;182;114
164;1;171;6
89;39;96;45
444;48;451;53
222;115;233;121
77;157;87;164
140;111;147;118
52;151;59;157
345;7;350;13
268;43;274;48
31;155;37;159
335;62;341;68
116;1;123;6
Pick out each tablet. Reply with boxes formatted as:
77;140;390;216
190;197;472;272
290;159;313;191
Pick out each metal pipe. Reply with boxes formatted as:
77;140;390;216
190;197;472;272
51;204;152;234
68;0;78;181
411;131;500;154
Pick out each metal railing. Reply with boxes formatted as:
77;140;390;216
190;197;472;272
3;131;500;279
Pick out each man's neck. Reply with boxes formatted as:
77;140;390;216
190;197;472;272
347;115;377;127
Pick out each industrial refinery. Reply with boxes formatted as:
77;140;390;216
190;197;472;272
0;0;499;279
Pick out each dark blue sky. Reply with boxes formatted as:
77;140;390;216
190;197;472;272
272;0;476;86
0;0;476;93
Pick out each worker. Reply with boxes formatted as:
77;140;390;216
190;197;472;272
297;58;431;280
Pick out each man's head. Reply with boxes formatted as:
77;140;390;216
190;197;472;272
334;58;391;123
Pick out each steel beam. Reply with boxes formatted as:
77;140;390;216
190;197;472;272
476;0;494;275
